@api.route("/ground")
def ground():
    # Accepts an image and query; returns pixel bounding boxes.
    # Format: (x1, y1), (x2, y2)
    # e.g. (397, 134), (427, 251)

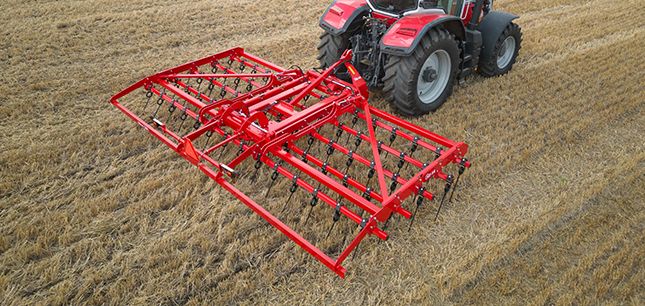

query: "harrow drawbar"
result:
(111, 47), (471, 278)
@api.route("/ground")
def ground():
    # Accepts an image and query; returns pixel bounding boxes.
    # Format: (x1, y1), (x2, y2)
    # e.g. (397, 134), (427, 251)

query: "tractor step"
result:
(110, 47), (471, 278)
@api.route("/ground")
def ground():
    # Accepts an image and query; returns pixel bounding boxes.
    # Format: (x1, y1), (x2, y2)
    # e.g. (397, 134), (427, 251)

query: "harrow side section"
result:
(111, 47), (470, 278)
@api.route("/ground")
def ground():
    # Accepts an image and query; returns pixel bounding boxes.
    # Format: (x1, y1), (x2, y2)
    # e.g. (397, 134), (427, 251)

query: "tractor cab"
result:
(367, 0), (418, 15)
(368, 0), (475, 22)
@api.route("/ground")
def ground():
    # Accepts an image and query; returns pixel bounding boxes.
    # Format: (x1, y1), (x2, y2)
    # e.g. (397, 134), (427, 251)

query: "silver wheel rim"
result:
(417, 50), (451, 104)
(497, 36), (516, 69)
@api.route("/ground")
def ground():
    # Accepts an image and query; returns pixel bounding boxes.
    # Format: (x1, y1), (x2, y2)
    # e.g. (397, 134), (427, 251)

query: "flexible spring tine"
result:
(303, 189), (319, 226)
(335, 123), (344, 142)
(326, 221), (337, 239)
(434, 180), (452, 221)
(352, 221), (367, 260)
(336, 174), (351, 204)
(143, 90), (153, 110)
(306, 134), (315, 151)
(196, 76), (203, 91)
(250, 160), (262, 183)
(344, 111), (359, 146)
(303, 205), (314, 225)
(216, 143), (228, 159)
(382, 127), (398, 160)
(265, 164), (280, 198)
(177, 109), (187, 132)
(448, 160), (468, 203)
(201, 129), (213, 152)
(281, 175), (299, 212)
(408, 188), (425, 232)
(217, 140), (229, 160)
(344, 150), (355, 176)
(166, 100), (177, 124)
(403, 137), (419, 173)
(152, 95), (164, 118)
(326, 203), (342, 239)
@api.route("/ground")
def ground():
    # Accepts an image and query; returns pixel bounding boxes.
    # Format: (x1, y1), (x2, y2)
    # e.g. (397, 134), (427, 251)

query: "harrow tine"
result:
(335, 123), (345, 142)
(382, 127), (397, 160)
(344, 110), (359, 146)
(408, 188), (425, 232)
(344, 150), (354, 177)
(352, 220), (367, 260)
(448, 159), (468, 203)
(303, 189), (319, 226)
(177, 106), (189, 133)
(304, 205), (314, 225)
(201, 129), (213, 152)
(250, 159), (262, 183)
(326, 202), (342, 239)
(265, 163), (280, 198)
(281, 175), (299, 212)
(152, 95), (164, 118)
(166, 100), (176, 124)
(365, 162), (376, 189)
(143, 90), (153, 110)
(217, 141), (229, 160)
(434, 177), (453, 222)
(403, 137), (419, 172)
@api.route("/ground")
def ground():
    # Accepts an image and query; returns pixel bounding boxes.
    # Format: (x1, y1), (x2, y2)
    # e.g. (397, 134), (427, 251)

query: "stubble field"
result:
(1, 0), (644, 304)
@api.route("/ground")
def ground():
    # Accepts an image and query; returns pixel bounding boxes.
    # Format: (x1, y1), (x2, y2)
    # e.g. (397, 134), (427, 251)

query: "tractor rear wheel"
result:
(478, 22), (522, 77)
(382, 27), (460, 117)
(317, 32), (351, 80)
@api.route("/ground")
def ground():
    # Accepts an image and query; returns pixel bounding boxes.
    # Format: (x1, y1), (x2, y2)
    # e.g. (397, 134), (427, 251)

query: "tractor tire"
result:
(382, 27), (460, 117)
(317, 32), (351, 80)
(478, 22), (522, 77)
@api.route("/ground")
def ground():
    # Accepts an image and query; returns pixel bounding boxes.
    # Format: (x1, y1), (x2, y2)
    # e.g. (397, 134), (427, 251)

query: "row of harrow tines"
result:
(111, 47), (471, 278)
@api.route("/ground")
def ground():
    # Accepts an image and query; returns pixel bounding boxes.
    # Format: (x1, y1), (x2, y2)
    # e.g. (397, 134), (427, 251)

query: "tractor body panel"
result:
(320, 0), (369, 35)
(379, 14), (465, 56)
(477, 10), (519, 64)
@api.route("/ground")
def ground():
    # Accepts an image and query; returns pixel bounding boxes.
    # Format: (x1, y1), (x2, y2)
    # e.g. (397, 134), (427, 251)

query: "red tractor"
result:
(318, 0), (522, 116)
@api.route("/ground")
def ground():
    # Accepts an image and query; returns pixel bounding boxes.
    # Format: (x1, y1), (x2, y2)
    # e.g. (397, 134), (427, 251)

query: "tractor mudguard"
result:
(477, 11), (519, 64)
(320, 0), (369, 36)
(380, 14), (465, 56)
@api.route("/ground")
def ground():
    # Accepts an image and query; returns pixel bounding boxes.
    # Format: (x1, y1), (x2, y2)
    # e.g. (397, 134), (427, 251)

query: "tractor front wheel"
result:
(382, 27), (460, 117)
(478, 22), (522, 77)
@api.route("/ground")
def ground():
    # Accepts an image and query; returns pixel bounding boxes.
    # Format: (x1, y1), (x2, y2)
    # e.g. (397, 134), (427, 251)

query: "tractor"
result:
(318, 0), (522, 116)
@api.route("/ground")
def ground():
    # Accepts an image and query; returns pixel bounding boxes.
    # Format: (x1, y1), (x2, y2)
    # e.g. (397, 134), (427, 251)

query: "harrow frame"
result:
(111, 47), (470, 278)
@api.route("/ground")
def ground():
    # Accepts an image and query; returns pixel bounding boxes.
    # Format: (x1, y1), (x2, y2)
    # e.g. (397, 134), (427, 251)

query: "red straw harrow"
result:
(111, 47), (470, 278)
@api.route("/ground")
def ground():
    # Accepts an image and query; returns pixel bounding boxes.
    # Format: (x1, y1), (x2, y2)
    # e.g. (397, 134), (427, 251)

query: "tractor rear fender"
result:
(380, 14), (465, 56)
(320, 0), (369, 36)
(477, 11), (519, 64)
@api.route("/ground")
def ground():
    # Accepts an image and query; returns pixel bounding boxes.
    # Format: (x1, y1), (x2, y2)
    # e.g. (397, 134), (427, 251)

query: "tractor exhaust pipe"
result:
(467, 0), (485, 30)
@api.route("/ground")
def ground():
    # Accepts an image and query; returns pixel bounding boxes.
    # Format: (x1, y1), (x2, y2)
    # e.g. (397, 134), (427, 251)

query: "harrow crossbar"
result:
(111, 47), (470, 278)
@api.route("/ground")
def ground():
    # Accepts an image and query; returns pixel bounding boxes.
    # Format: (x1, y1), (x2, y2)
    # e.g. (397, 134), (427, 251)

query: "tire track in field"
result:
(450, 154), (645, 304)
(448, 115), (645, 304)
(443, 28), (645, 303)
(518, 0), (606, 20)
(515, 0), (645, 70)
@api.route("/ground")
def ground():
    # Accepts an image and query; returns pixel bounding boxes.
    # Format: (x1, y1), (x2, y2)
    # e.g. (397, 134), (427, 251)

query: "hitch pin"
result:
(250, 122), (268, 133)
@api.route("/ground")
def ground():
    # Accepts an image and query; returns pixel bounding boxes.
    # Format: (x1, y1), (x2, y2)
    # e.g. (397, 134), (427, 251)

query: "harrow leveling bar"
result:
(111, 48), (471, 278)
